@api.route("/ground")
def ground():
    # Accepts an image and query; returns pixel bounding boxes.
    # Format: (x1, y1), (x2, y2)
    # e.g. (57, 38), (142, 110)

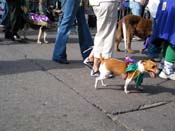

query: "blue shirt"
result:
(154, 0), (175, 47)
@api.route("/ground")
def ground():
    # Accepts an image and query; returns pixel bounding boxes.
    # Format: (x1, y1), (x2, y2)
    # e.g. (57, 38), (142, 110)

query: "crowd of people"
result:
(0, 0), (175, 80)
(0, 0), (61, 41)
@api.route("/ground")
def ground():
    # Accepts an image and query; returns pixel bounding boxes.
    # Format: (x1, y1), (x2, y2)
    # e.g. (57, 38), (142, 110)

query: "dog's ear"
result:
(140, 60), (146, 64)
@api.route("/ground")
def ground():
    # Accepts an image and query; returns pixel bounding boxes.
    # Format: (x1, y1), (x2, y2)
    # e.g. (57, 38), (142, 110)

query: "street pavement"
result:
(0, 27), (175, 131)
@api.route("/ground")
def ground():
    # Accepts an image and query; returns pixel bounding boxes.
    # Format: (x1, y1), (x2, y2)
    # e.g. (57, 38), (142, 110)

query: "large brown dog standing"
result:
(115, 14), (152, 53)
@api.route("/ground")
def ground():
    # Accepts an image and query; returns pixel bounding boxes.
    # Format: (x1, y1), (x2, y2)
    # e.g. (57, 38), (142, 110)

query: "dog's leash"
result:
(120, 0), (128, 53)
(122, 17), (127, 53)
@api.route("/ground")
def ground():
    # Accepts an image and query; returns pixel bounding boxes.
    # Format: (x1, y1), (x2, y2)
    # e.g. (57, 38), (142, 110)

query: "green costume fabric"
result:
(126, 63), (144, 87)
(135, 73), (144, 87)
(126, 63), (138, 72)
(162, 43), (175, 63)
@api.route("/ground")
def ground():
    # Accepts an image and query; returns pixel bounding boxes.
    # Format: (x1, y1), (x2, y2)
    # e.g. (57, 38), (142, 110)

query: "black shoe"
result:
(90, 70), (100, 77)
(13, 32), (22, 41)
(53, 59), (69, 64)
(83, 57), (93, 69)
(5, 32), (15, 41)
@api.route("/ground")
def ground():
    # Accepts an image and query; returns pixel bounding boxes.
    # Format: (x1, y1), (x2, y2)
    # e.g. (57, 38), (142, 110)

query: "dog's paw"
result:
(44, 40), (49, 44)
(37, 41), (42, 44)
(94, 84), (99, 89)
(95, 86), (99, 90)
(124, 90), (130, 94)
(102, 83), (107, 87)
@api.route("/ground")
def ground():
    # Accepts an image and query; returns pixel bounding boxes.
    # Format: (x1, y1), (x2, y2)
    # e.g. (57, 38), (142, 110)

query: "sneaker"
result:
(159, 71), (175, 80)
(90, 70), (100, 77)
(13, 34), (22, 41)
(83, 57), (93, 69)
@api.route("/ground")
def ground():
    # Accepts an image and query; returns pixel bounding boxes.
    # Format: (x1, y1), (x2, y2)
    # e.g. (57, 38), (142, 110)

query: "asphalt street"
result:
(0, 27), (175, 131)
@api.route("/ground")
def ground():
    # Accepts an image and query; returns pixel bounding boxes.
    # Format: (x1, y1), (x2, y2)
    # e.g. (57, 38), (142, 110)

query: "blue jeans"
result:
(52, 0), (93, 61)
(129, 1), (142, 16)
(147, 18), (162, 58)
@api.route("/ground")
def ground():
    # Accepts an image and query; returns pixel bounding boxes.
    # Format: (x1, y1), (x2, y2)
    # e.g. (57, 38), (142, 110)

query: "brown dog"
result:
(115, 14), (152, 53)
(95, 55), (159, 94)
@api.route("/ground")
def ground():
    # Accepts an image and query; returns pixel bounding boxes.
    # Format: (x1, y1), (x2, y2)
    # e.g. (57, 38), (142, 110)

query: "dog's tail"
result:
(99, 53), (105, 63)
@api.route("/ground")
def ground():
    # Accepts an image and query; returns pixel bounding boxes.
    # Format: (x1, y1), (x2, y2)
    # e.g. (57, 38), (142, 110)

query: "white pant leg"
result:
(92, 2), (118, 58)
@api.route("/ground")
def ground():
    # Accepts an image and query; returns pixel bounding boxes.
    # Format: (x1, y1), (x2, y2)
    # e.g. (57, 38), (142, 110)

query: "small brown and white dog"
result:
(95, 55), (159, 94)
(23, 24), (48, 44)
(115, 14), (152, 53)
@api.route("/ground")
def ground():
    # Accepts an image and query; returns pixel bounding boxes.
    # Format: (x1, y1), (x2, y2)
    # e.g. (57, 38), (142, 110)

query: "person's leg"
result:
(159, 43), (175, 80)
(92, 2), (118, 76)
(93, 2), (118, 59)
(147, 18), (162, 60)
(90, 4), (104, 74)
(102, 2), (118, 59)
(52, 0), (79, 62)
(76, 2), (93, 60)
(11, 1), (25, 40)
(4, 0), (13, 40)
(164, 45), (175, 63)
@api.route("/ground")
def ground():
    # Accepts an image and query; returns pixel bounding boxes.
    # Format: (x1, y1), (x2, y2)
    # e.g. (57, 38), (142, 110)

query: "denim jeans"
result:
(52, 0), (93, 61)
(147, 18), (162, 58)
(129, 1), (142, 16)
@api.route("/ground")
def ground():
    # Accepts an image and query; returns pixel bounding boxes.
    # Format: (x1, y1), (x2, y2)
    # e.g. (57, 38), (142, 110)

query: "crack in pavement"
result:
(111, 101), (172, 116)
(25, 57), (123, 125)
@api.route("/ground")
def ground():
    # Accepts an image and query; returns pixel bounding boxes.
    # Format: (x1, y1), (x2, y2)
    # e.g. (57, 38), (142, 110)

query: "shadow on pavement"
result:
(0, 59), (84, 76)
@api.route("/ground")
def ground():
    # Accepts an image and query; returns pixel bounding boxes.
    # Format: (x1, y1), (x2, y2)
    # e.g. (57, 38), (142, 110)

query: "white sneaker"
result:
(159, 71), (175, 80)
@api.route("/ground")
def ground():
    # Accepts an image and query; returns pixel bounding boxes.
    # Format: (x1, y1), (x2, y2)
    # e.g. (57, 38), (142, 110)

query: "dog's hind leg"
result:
(101, 79), (107, 87)
(95, 75), (107, 89)
(37, 26), (43, 44)
(43, 29), (48, 44)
